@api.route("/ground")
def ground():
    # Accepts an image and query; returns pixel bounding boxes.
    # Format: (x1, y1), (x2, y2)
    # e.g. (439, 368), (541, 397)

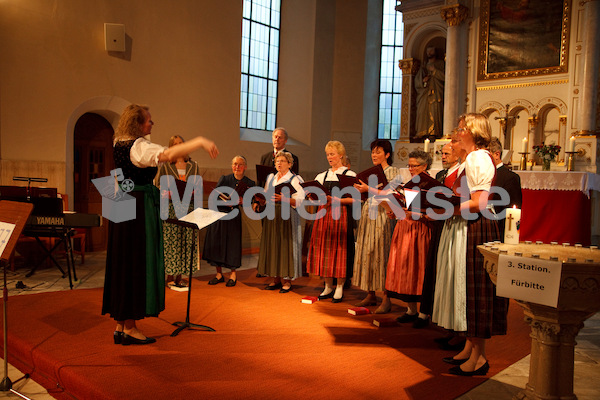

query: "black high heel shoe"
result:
(113, 331), (124, 345)
(448, 361), (489, 376)
(442, 357), (468, 365)
(318, 291), (334, 300)
(121, 333), (157, 345)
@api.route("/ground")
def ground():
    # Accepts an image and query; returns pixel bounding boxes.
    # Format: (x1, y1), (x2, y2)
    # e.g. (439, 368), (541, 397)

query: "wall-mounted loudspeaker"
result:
(104, 23), (125, 52)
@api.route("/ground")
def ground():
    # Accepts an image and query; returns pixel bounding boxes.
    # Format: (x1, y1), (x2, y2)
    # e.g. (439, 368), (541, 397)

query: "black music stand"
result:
(0, 200), (33, 396)
(166, 217), (215, 336)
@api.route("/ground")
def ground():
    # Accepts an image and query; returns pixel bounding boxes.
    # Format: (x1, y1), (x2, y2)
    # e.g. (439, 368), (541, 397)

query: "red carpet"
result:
(1, 270), (531, 400)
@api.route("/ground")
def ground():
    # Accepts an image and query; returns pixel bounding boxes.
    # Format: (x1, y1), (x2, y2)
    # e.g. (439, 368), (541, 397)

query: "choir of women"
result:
(114, 111), (509, 377)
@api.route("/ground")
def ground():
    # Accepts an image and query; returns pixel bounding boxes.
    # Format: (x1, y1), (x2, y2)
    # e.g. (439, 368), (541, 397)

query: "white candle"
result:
(504, 205), (521, 245)
(521, 137), (528, 153)
(424, 138), (430, 153)
(568, 136), (575, 152)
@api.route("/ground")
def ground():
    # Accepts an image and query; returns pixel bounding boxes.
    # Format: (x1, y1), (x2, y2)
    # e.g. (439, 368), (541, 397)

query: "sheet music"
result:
(0, 221), (16, 259)
(179, 207), (228, 230)
(403, 189), (419, 208)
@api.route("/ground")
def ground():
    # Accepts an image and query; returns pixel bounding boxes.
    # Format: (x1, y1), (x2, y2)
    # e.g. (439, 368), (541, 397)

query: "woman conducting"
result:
(103, 104), (218, 345)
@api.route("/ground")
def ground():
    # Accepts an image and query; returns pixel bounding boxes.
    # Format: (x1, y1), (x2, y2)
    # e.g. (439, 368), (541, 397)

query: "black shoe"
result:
(331, 296), (343, 303)
(396, 313), (418, 323)
(226, 279), (237, 287)
(256, 272), (265, 277)
(121, 334), (157, 346)
(443, 357), (469, 365)
(208, 276), (225, 285)
(413, 317), (429, 329)
(448, 361), (489, 376)
(440, 339), (467, 351)
(279, 285), (292, 293)
(318, 291), (334, 300)
(265, 282), (282, 290)
(113, 331), (124, 345)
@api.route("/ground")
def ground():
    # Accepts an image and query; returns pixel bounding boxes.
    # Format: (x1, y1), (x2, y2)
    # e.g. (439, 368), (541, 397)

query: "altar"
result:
(515, 171), (600, 246)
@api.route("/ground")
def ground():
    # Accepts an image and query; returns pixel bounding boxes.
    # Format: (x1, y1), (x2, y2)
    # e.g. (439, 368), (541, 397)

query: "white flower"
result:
(544, 154), (552, 160)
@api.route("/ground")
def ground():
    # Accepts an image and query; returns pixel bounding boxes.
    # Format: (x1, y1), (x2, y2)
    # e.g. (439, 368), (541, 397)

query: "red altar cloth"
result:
(520, 189), (591, 246)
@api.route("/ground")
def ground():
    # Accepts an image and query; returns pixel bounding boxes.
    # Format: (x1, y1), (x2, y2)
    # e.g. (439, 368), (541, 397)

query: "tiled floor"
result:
(1, 252), (598, 399)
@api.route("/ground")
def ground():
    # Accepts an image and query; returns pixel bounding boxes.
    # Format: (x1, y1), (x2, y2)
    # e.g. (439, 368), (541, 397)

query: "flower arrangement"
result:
(533, 143), (561, 170)
(533, 143), (561, 160)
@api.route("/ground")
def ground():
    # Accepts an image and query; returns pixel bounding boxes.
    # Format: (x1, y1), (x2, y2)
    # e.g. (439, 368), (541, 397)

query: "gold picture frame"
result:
(477, 0), (571, 81)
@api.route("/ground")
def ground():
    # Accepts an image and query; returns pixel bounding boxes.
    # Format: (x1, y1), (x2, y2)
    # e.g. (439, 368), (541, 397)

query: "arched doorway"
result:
(74, 113), (114, 251)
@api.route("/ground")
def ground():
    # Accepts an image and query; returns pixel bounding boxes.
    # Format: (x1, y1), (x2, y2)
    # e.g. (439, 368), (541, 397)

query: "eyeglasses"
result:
(407, 164), (423, 169)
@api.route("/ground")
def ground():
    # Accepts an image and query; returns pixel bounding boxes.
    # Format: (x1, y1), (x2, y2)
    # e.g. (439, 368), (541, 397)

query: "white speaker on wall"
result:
(104, 23), (125, 52)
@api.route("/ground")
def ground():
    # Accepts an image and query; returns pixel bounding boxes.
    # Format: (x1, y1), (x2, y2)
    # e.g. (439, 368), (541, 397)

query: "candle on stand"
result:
(568, 136), (575, 152)
(521, 137), (528, 153)
(504, 205), (521, 244)
(424, 138), (430, 153)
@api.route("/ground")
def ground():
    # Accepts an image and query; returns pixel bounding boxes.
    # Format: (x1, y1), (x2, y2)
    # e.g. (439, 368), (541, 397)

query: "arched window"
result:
(378, 0), (403, 140)
(240, 0), (281, 132)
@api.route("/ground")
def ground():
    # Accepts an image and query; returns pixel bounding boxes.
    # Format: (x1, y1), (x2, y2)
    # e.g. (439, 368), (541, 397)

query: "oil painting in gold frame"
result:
(477, 0), (571, 81)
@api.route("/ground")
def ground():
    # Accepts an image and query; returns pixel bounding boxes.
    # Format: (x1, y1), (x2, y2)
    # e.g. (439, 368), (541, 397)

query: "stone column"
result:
(441, 4), (469, 136)
(398, 58), (420, 141)
(559, 115), (567, 161)
(515, 310), (585, 400)
(579, 0), (600, 135)
(528, 115), (539, 163)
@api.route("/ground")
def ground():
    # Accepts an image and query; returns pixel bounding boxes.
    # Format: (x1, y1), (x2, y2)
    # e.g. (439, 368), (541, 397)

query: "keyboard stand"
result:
(23, 226), (77, 289)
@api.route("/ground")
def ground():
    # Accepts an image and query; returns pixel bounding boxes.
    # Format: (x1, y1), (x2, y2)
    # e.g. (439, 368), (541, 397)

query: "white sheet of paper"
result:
(403, 189), (419, 208)
(0, 221), (16, 259)
(496, 254), (562, 308)
(179, 207), (229, 230)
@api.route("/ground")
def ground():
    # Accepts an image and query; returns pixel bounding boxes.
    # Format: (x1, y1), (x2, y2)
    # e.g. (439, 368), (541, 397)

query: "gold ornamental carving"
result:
(399, 58), (419, 75)
(476, 79), (569, 91)
(441, 4), (469, 26)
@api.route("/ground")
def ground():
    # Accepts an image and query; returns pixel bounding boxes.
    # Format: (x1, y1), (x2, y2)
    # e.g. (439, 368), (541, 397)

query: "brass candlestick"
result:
(565, 151), (577, 171)
(518, 152), (529, 170)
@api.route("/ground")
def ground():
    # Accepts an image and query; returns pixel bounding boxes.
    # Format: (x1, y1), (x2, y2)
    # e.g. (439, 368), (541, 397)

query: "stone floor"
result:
(1, 251), (599, 399)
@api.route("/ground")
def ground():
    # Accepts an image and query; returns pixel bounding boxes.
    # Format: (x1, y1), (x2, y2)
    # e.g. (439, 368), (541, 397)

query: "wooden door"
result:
(74, 113), (114, 251)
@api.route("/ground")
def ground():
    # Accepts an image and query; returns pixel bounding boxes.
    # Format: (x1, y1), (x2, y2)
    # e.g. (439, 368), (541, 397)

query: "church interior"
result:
(0, 0), (599, 399)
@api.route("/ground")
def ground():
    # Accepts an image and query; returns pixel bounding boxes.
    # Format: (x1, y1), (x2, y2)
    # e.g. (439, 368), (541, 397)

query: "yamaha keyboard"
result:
(26, 211), (102, 228)
(0, 185), (101, 289)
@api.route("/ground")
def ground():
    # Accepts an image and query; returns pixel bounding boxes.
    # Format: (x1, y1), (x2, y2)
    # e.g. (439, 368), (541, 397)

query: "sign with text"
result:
(496, 254), (563, 308)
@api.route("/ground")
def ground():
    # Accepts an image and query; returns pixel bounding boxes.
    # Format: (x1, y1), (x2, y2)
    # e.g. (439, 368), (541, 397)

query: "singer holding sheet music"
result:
(156, 135), (201, 290)
(203, 155), (255, 287)
(102, 104), (218, 346)
(433, 113), (508, 377)
(254, 151), (304, 293)
(385, 150), (434, 328)
(352, 139), (401, 313)
(306, 141), (357, 303)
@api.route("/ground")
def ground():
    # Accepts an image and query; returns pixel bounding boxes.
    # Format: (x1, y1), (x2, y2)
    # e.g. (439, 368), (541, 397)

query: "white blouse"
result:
(265, 170), (305, 205)
(127, 137), (166, 168)
(314, 166), (356, 185)
(464, 149), (495, 193)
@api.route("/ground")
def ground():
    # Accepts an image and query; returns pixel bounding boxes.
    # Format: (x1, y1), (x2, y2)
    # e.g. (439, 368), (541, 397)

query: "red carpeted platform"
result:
(1, 270), (531, 400)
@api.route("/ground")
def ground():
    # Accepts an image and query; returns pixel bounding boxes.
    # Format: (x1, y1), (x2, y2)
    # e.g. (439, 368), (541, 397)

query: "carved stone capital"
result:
(524, 317), (584, 342)
(559, 115), (567, 125)
(398, 58), (420, 75)
(441, 4), (469, 27)
(528, 115), (539, 127)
